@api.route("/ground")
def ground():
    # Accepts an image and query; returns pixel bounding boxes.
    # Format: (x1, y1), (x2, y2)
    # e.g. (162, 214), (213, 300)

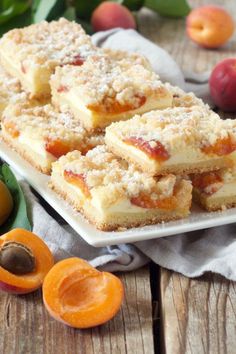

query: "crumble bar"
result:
(1, 101), (104, 174)
(191, 166), (236, 211)
(105, 106), (236, 175)
(50, 145), (192, 231)
(0, 18), (97, 98)
(51, 55), (173, 131)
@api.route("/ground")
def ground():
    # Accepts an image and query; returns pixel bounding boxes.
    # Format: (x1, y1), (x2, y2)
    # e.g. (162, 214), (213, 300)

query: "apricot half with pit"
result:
(0, 179), (13, 226)
(43, 258), (124, 328)
(0, 228), (54, 294)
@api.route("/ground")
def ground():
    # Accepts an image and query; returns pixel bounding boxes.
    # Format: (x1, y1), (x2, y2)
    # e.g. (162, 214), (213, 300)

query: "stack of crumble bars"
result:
(0, 18), (236, 231)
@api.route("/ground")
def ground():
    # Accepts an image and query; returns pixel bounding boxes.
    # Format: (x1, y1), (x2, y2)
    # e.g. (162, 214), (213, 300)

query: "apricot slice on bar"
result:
(43, 258), (124, 328)
(45, 139), (72, 158)
(124, 137), (170, 161)
(0, 228), (54, 294)
(131, 193), (177, 210)
(64, 170), (91, 198)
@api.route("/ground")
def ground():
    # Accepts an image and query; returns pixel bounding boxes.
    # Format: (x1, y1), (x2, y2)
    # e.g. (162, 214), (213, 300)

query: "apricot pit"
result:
(0, 241), (35, 275)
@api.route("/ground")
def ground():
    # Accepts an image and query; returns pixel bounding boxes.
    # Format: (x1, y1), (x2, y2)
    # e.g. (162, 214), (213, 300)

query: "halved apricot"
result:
(0, 228), (54, 294)
(43, 258), (124, 328)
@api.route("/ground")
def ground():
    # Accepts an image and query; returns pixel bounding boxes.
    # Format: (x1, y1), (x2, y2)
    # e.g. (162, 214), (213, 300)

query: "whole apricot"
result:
(209, 58), (236, 112)
(0, 180), (13, 226)
(91, 2), (136, 32)
(186, 5), (234, 48)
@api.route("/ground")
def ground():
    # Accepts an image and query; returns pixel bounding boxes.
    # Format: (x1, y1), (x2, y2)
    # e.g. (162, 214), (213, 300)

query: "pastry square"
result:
(0, 18), (97, 98)
(50, 146), (192, 231)
(0, 64), (22, 118)
(105, 106), (236, 176)
(191, 167), (236, 211)
(51, 55), (173, 131)
(164, 83), (207, 108)
(1, 101), (104, 174)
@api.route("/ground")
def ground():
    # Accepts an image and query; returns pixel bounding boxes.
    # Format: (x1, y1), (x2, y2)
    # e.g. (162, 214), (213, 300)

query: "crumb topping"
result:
(164, 83), (207, 108)
(2, 102), (104, 148)
(0, 18), (97, 69)
(101, 48), (152, 70)
(51, 55), (169, 111)
(60, 146), (177, 204)
(106, 106), (236, 153)
(0, 65), (21, 107)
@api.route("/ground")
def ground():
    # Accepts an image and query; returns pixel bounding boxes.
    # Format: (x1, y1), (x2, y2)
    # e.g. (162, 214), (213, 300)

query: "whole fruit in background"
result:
(91, 2), (136, 32)
(209, 58), (236, 112)
(0, 179), (13, 226)
(186, 5), (234, 48)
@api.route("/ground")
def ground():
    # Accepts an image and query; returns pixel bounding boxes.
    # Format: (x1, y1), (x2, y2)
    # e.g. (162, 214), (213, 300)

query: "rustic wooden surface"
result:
(0, 267), (154, 354)
(138, 0), (236, 353)
(1, 1), (236, 353)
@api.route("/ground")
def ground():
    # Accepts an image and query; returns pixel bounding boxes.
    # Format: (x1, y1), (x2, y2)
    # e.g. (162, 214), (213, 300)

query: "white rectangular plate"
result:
(1, 139), (236, 247)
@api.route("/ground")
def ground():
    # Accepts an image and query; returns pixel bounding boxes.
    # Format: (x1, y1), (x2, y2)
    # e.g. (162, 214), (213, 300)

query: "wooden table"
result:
(1, 0), (236, 353)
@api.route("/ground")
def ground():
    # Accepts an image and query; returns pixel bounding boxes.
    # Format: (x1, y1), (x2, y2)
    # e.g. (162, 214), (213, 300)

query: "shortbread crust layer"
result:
(50, 147), (192, 230)
(105, 106), (236, 176)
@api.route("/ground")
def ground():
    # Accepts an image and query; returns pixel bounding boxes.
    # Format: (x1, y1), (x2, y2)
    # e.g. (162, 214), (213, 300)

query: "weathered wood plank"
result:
(160, 270), (236, 354)
(138, 0), (236, 353)
(0, 266), (154, 354)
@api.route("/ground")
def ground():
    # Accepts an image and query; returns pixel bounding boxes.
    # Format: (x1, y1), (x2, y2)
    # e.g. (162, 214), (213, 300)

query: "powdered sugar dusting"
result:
(0, 18), (97, 69)
(51, 55), (169, 110)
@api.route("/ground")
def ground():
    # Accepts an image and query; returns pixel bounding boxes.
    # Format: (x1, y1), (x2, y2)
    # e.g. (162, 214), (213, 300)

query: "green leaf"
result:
(75, 0), (102, 20)
(0, 8), (32, 36)
(0, 0), (30, 25)
(145, 0), (191, 17)
(77, 18), (93, 35)
(32, 0), (41, 12)
(62, 6), (76, 21)
(33, 0), (66, 23)
(0, 164), (31, 234)
(122, 0), (144, 11)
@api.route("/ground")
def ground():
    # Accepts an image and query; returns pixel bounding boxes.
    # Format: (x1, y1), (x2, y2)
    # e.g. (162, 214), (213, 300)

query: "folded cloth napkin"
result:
(19, 30), (236, 281)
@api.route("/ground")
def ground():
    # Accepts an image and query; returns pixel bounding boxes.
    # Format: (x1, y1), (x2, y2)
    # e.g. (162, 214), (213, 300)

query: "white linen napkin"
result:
(19, 30), (236, 281)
